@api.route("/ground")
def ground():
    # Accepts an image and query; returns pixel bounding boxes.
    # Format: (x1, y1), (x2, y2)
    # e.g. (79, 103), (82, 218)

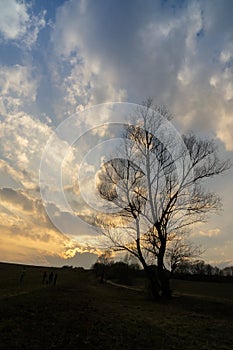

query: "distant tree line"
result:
(92, 252), (140, 285)
(173, 260), (233, 282)
(92, 252), (233, 284)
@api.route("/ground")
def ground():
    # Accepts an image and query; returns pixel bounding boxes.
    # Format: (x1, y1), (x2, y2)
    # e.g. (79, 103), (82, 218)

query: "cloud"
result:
(0, 183), (100, 263)
(0, 160), (23, 189)
(199, 228), (221, 237)
(45, 251), (98, 269)
(0, 186), (100, 267)
(50, 210), (98, 237)
(0, 0), (46, 48)
(49, 55), (126, 121)
(204, 239), (233, 268)
(50, 1), (127, 120)
(0, 0), (29, 40)
(50, 0), (233, 150)
(0, 188), (34, 212)
(0, 112), (51, 189)
(0, 65), (36, 98)
(0, 64), (39, 117)
(0, 187), (55, 233)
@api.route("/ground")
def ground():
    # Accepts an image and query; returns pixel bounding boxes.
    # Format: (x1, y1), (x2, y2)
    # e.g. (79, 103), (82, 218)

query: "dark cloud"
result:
(50, 210), (98, 237)
(0, 187), (33, 211)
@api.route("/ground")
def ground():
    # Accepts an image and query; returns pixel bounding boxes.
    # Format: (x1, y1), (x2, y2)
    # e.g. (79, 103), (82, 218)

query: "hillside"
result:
(0, 262), (233, 349)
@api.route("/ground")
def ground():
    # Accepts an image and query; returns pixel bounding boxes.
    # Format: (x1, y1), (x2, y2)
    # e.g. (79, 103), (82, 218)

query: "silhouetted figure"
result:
(19, 267), (26, 285)
(42, 271), (47, 284)
(53, 273), (58, 286)
(49, 271), (54, 285)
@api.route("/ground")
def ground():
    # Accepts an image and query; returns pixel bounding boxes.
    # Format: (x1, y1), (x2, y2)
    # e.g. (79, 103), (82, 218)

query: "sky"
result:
(0, 0), (232, 269)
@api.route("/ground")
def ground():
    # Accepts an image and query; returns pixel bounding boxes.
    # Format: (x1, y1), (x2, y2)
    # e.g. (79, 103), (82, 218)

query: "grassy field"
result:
(0, 262), (233, 349)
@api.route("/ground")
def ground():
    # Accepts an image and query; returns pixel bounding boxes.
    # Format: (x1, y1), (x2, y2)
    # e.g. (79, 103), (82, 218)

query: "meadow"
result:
(0, 262), (232, 349)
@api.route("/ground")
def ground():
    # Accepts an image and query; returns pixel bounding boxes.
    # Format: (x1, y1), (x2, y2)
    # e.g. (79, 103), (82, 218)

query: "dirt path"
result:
(106, 280), (143, 292)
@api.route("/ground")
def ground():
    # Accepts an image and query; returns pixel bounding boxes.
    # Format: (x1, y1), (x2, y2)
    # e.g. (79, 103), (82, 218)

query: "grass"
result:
(0, 262), (233, 349)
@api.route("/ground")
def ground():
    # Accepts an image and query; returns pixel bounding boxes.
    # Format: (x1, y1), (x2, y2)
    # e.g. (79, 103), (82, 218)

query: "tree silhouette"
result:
(92, 250), (113, 283)
(95, 100), (230, 299)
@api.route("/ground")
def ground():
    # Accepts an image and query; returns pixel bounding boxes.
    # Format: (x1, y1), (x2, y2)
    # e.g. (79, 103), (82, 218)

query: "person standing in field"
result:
(19, 267), (26, 285)
(53, 273), (58, 286)
(49, 271), (54, 285)
(42, 271), (47, 284)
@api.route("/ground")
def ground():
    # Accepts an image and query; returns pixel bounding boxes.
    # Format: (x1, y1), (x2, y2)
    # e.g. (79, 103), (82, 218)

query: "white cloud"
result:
(50, 54), (126, 121)
(210, 68), (233, 102)
(0, 0), (46, 48)
(0, 0), (29, 40)
(0, 112), (51, 189)
(216, 109), (233, 151)
(51, 0), (233, 153)
(24, 11), (46, 48)
(50, 1), (127, 120)
(199, 228), (221, 237)
(0, 64), (39, 115)
(64, 59), (126, 111)
(0, 64), (37, 98)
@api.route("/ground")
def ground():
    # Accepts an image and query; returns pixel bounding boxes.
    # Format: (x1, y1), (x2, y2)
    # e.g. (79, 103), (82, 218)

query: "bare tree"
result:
(95, 100), (230, 299)
(165, 235), (202, 275)
(92, 250), (113, 283)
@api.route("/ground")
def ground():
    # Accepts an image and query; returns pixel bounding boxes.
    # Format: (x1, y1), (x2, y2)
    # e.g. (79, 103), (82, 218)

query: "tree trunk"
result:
(157, 251), (172, 298)
(136, 238), (160, 299)
(144, 264), (161, 299)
